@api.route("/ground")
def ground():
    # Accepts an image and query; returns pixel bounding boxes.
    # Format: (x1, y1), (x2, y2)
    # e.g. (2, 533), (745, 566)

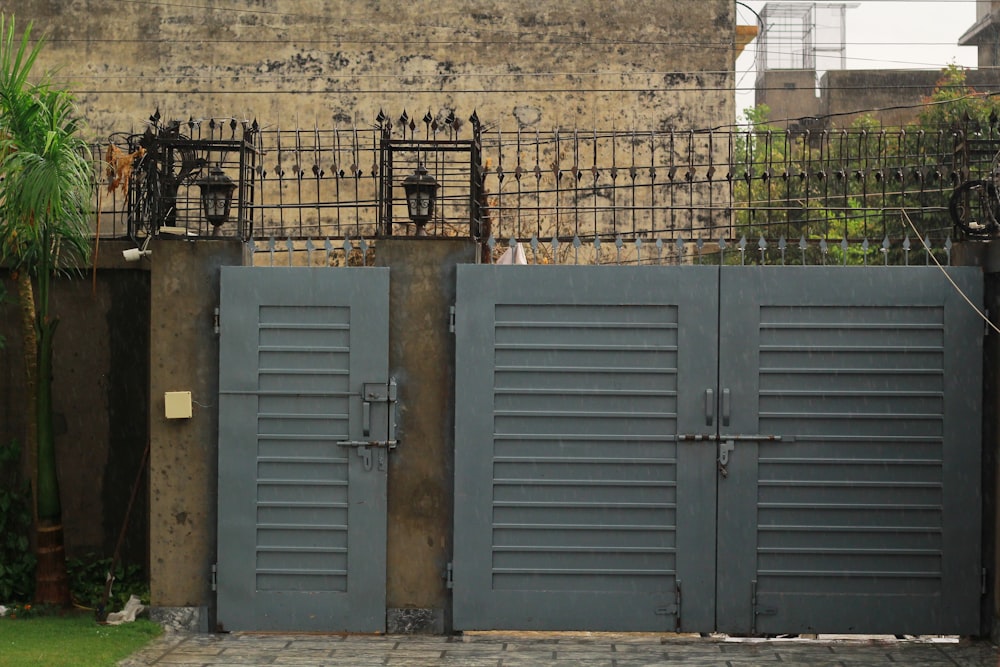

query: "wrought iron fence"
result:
(91, 112), (1000, 265)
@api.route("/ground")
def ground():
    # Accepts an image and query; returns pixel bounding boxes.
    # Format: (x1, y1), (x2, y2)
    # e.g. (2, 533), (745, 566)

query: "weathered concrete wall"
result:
(757, 68), (1000, 128)
(375, 238), (478, 633)
(8, 0), (734, 138)
(821, 70), (950, 127)
(147, 239), (243, 630)
(0, 242), (150, 568)
(754, 70), (820, 124)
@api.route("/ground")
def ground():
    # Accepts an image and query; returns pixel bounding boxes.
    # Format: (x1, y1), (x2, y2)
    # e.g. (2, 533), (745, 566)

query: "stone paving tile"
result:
(945, 644), (1000, 667)
(157, 658), (274, 666)
(890, 646), (976, 662)
(441, 649), (508, 659)
(281, 639), (345, 649)
(662, 647), (733, 659)
(271, 652), (343, 664)
(338, 633), (399, 642)
(611, 650), (671, 661)
(654, 659), (750, 666)
(610, 646), (670, 656)
(119, 634), (193, 666)
(717, 655), (783, 663)
(496, 660), (609, 667)
(118, 633), (1000, 667)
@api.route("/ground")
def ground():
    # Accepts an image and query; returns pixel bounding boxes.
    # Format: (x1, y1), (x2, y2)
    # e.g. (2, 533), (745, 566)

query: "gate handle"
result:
(363, 401), (371, 437)
(722, 388), (731, 427)
(705, 389), (714, 426)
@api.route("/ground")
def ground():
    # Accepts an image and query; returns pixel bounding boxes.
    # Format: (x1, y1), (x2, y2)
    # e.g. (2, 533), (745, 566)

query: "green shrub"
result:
(67, 554), (149, 613)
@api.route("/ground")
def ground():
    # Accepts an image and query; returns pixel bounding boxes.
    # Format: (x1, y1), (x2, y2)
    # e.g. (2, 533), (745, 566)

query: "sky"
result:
(735, 0), (981, 114)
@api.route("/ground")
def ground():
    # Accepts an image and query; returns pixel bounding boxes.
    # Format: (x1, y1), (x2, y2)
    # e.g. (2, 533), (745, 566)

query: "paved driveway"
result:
(120, 633), (1000, 666)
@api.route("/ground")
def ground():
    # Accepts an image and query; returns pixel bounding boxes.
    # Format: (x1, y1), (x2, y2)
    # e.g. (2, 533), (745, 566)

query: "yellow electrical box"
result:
(164, 391), (193, 419)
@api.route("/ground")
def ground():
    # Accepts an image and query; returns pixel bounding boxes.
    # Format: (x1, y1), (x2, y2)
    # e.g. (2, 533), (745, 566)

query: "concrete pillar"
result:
(376, 238), (479, 634)
(148, 239), (244, 632)
(953, 241), (999, 640)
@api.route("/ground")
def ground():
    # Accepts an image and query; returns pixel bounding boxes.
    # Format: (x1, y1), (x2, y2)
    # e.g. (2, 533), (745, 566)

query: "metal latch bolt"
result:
(718, 440), (735, 478)
(337, 379), (398, 471)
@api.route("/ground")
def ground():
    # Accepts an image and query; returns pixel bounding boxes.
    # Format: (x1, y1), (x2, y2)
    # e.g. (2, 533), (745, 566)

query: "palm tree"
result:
(0, 14), (95, 606)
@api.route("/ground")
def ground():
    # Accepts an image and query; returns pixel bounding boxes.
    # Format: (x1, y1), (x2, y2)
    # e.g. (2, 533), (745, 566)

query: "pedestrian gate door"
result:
(217, 267), (391, 632)
(453, 265), (983, 635)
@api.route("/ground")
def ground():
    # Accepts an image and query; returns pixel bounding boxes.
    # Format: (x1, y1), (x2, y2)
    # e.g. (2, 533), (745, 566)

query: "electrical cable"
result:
(899, 207), (1000, 334)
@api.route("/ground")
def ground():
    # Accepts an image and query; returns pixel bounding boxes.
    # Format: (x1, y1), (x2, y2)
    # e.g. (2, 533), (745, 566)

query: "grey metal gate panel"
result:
(217, 267), (390, 632)
(716, 267), (982, 635)
(453, 265), (719, 631)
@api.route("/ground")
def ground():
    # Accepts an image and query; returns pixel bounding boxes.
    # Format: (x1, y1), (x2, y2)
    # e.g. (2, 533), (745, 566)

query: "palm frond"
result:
(0, 14), (94, 274)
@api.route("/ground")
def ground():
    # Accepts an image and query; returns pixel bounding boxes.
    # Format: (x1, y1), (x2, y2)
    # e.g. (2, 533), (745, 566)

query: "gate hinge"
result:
(654, 579), (682, 632)
(449, 306), (456, 334)
(213, 306), (221, 335)
(210, 563), (218, 592)
(445, 562), (454, 589)
(751, 579), (777, 633)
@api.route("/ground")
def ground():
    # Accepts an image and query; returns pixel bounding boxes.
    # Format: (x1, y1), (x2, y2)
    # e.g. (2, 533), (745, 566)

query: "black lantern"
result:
(198, 165), (237, 226)
(402, 164), (439, 235)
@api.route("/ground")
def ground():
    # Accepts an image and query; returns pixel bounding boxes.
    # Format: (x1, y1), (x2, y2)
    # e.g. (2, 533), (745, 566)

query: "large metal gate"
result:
(452, 265), (983, 635)
(216, 267), (391, 632)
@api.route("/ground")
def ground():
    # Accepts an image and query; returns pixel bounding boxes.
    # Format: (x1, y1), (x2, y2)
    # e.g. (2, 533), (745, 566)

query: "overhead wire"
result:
(900, 208), (1000, 334)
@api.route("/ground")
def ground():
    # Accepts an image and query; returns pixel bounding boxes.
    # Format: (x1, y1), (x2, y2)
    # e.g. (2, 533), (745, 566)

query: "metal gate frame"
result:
(452, 264), (983, 635)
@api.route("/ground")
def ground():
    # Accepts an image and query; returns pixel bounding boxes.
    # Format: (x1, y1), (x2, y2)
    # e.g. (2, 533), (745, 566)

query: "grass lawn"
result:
(0, 612), (162, 667)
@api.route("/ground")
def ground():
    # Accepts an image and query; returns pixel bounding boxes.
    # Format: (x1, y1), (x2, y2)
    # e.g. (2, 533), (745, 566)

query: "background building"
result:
(754, 1), (1000, 128)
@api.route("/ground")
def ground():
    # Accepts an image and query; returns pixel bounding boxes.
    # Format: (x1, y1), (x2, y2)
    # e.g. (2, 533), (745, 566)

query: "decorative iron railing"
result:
(91, 112), (1000, 265)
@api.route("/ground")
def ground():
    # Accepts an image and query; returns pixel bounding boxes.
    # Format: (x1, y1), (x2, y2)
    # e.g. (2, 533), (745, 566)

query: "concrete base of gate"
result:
(150, 606), (209, 633)
(387, 608), (446, 634)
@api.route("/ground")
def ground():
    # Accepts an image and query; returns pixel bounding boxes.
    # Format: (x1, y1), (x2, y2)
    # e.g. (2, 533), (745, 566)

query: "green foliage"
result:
(67, 554), (149, 613)
(1, 602), (52, 619)
(0, 17), (97, 603)
(0, 13), (95, 276)
(0, 82), (95, 275)
(0, 612), (162, 667)
(731, 83), (969, 260)
(917, 63), (1000, 132)
(0, 439), (35, 602)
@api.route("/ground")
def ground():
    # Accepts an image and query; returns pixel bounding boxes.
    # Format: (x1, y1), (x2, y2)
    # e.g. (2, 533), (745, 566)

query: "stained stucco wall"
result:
(8, 0), (734, 138)
(147, 239), (243, 625)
